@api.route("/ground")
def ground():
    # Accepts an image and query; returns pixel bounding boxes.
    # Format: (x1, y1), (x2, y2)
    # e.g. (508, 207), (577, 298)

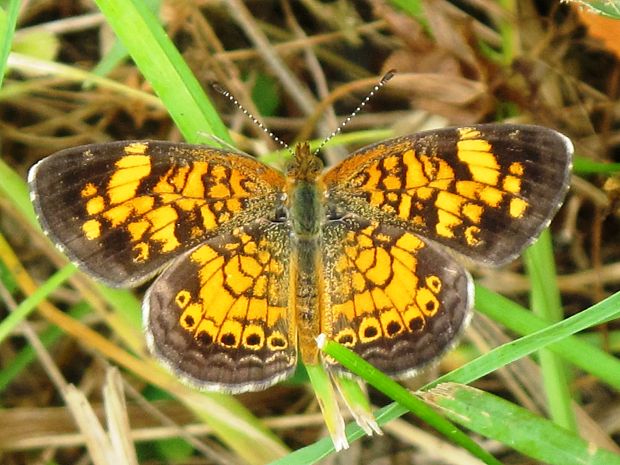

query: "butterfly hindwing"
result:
(321, 216), (473, 377)
(144, 219), (296, 393)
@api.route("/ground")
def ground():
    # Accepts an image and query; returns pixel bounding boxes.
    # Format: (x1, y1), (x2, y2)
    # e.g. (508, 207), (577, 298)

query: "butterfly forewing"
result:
(29, 141), (286, 287)
(322, 124), (573, 266)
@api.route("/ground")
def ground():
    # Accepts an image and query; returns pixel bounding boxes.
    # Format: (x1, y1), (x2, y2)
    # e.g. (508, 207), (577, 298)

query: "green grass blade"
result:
(524, 231), (577, 431)
(475, 286), (620, 391)
(423, 383), (620, 465)
(305, 364), (347, 450)
(3, 53), (162, 104)
(0, 0), (19, 88)
(0, 263), (76, 345)
(434, 290), (620, 387)
(333, 374), (380, 436)
(572, 0), (620, 18)
(88, 39), (129, 81)
(88, 0), (161, 80)
(318, 338), (503, 465)
(0, 158), (36, 222)
(386, 0), (428, 31)
(92, 0), (231, 145)
(573, 156), (620, 174)
(579, 330), (620, 351)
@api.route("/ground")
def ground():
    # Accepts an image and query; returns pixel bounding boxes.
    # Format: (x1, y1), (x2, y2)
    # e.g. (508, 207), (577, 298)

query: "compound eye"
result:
(273, 206), (288, 223)
(325, 205), (346, 221)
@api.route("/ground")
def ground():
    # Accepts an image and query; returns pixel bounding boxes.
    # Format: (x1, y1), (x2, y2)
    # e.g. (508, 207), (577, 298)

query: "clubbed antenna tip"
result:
(382, 69), (396, 82)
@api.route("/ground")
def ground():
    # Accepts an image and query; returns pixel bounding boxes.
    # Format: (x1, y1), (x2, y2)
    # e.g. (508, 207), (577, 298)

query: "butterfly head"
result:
(286, 142), (324, 182)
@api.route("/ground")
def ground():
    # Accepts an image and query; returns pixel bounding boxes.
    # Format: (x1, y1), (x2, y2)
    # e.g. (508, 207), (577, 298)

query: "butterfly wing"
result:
(29, 141), (285, 286)
(322, 124), (572, 265)
(144, 219), (296, 393)
(321, 217), (472, 377)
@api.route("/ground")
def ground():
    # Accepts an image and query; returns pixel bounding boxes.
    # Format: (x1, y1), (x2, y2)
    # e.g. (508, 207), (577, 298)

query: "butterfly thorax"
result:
(286, 142), (325, 237)
(286, 142), (326, 365)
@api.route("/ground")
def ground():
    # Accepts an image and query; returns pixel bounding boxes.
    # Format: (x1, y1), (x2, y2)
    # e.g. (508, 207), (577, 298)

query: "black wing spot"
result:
(197, 331), (213, 346)
(386, 320), (402, 336)
(221, 333), (236, 347)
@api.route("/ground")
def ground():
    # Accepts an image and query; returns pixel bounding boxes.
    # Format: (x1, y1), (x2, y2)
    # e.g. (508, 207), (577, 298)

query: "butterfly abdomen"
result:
(292, 236), (323, 365)
(287, 149), (326, 364)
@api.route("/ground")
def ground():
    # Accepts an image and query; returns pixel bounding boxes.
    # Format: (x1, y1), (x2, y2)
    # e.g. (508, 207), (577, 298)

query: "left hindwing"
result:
(322, 124), (573, 265)
(144, 219), (296, 393)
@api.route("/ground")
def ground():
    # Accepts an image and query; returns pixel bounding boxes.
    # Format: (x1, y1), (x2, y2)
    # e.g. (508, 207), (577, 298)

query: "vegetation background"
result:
(1, 1), (620, 464)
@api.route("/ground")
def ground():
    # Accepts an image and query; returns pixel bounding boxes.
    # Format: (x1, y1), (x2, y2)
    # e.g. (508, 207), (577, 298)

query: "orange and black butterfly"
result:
(29, 124), (572, 392)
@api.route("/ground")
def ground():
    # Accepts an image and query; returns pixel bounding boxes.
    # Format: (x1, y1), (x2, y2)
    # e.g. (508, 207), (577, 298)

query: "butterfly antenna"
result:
(212, 82), (291, 153)
(313, 69), (396, 155)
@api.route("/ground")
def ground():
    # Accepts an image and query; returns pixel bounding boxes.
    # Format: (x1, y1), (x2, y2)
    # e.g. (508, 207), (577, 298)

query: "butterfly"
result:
(29, 124), (572, 392)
